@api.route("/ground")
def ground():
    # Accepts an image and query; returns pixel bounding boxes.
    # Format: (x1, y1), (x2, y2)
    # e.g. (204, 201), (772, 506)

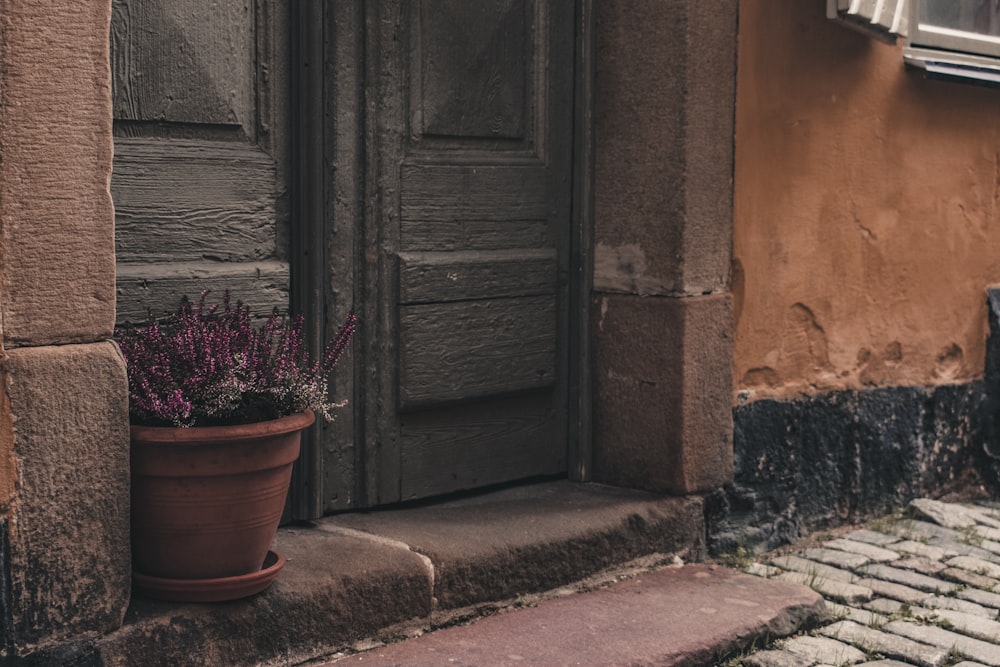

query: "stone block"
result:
(0, 1), (115, 346)
(594, 0), (736, 297)
(3, 342), (130, 655)
(592, 292), (733, 495)
(325, 480), (706, 610)
(819, 620), (950, 667)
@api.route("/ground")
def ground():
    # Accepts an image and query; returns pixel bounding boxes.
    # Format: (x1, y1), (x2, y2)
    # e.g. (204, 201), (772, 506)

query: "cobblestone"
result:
(799, 547), (871, 570)
(777, 571), (873, 605)
(770, 554), (858, 583)
(857, 564), (960, 595)
(732, 498), (1000, 667)
(885, 619), (1000, 666)
(782, 635), (867, 664)
(825, 538), (902, 563)
(819, 621), (949, 666)
(847, 529), (902, 546)
(946, 556), (1000, 580)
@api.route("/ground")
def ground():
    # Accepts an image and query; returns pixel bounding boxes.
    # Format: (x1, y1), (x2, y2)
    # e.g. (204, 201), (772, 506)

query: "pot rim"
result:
(130, 409), (315, 445)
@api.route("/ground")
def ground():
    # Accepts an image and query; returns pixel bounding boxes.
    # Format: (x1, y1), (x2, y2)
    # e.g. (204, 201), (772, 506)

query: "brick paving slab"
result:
(863, 598), (936, 623)
(770, 554), (858, 583)
(854, 577), (930, 605)
(825, 538), (902, 562)
(923, 594), (996, 618)
(960, 506), (1000, 530)
(781, 635), (867, 664)
(940, 566), (1000, 590)
(911, 498), (980, 529)
(742, 651), (814, 667)
(777, 571), (873, 604)
(731, 498), (1000, 667)
(826, 600), (885, 625)
(893, 541), (951, 561)
(892, 557), (948, 576)
(885, 619), (1000, 666)
(975, 526), (1000, 544)
(958, 586), (1000, 610)
(858, 564), (959, 594)
(927, 608), (1000, 643)
(846, 530), (901, 546)
(819, 620), (950, 667)
(966, 539), (1000, 558)
(947, 555), (1000, 579)
(799, 547), (871, 569)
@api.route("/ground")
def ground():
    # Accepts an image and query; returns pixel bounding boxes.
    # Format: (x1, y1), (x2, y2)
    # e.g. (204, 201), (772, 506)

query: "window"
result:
(826, 0), (907, 43)
(828, 0), (1000, 86)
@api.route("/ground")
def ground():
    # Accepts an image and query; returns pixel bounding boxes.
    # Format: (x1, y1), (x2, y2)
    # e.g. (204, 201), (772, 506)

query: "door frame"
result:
(288, 0), (594, 515)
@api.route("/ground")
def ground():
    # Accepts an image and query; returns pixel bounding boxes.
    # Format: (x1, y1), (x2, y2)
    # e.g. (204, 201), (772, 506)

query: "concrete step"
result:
(315, 564), (827, 667)
(93, 481), (723, 666)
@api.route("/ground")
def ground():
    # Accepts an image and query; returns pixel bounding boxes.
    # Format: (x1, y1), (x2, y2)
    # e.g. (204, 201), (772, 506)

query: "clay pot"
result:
(130, 410), (313, 599)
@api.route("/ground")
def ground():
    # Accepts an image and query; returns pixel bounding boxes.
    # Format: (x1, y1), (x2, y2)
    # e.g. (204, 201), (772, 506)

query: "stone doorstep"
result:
(318, 564), (828, 667)
(91, 481), (717, 667)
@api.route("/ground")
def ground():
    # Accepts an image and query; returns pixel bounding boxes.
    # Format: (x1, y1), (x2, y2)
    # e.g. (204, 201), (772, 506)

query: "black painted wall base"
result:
(707, 382), (992, 556)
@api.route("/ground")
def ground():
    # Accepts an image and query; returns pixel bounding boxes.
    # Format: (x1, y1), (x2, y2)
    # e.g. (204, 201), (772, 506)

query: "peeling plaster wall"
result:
(734, 0), (1000, 402)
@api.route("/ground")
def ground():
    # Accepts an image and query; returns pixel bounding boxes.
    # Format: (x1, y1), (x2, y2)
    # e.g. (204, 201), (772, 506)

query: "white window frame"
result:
(828, 0), (1000, 86)
(827, 0), (908, 42)
(908, 1), (1000, 57)
(905, 0), (1000, 85)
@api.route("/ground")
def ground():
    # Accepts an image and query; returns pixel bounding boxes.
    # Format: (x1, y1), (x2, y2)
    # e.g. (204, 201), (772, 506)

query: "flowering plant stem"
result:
(116, 292), (356, 427)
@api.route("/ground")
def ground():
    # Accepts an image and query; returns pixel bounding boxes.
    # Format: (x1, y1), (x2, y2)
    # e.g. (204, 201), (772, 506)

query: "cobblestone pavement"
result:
(729, 498), (1000, 667)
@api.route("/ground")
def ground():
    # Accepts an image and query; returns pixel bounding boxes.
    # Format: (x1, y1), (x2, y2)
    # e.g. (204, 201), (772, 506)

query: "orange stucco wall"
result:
(735, 0), (1000, 401)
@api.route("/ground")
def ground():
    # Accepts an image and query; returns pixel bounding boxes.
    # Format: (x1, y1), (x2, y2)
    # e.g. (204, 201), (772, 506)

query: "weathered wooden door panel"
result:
(111, 0), (289, 323)
(364, 0), (574, 504)
(399, 395), (562, 500)
(399, 296), (557, 408)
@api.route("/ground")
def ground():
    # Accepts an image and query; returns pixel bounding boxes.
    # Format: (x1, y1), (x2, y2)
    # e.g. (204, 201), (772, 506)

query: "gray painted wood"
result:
(112, 0), (290, 333)
(401, 218), (551, 252)
(398, 249), (555, 303)
(111, 0), (255, 130)
(321, 0), (364, 513)
(115, 261), (289, 323)
(415, 0), (529, 139)
(358, 0), (575, 504)
(113, 138), (277, 263)
(401, 164), (548, 221)
(399, 296), (557, 409)
(399, 395), (564, 500)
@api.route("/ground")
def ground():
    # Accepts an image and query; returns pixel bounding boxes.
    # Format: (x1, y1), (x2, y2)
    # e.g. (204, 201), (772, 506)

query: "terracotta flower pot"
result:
(130, 410), (313, 601)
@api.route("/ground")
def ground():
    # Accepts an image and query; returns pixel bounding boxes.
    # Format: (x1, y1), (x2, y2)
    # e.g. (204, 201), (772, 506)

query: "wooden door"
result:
(111, 0), (289, 323)
(360, 0), (576, 504)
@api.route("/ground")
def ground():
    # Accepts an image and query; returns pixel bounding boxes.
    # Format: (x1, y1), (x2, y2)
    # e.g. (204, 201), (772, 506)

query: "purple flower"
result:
(115, 292), (356, 427)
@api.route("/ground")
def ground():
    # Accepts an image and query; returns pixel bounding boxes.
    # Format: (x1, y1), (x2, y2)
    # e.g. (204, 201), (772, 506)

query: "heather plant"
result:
(116, 292), (357, 427)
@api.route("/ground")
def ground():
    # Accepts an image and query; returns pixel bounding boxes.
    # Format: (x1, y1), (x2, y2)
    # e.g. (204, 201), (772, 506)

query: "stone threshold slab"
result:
(320, 565), (828, 667)
(91, 481), (709, 666)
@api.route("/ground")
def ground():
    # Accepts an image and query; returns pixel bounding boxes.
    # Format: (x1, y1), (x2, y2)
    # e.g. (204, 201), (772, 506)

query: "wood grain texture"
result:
(399, 395), (563, 499)
(116, 260), (289, 324)
(111, 0), (254, 128)
(398, 296), (556, 409)
(360, 0), (574, 504)
(399, 249), (555, 303)
(113, 138), (277, 263)
(416, 0), (528, 139)
(400, 163), (547, 223)
(401, 219), (551, 252)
